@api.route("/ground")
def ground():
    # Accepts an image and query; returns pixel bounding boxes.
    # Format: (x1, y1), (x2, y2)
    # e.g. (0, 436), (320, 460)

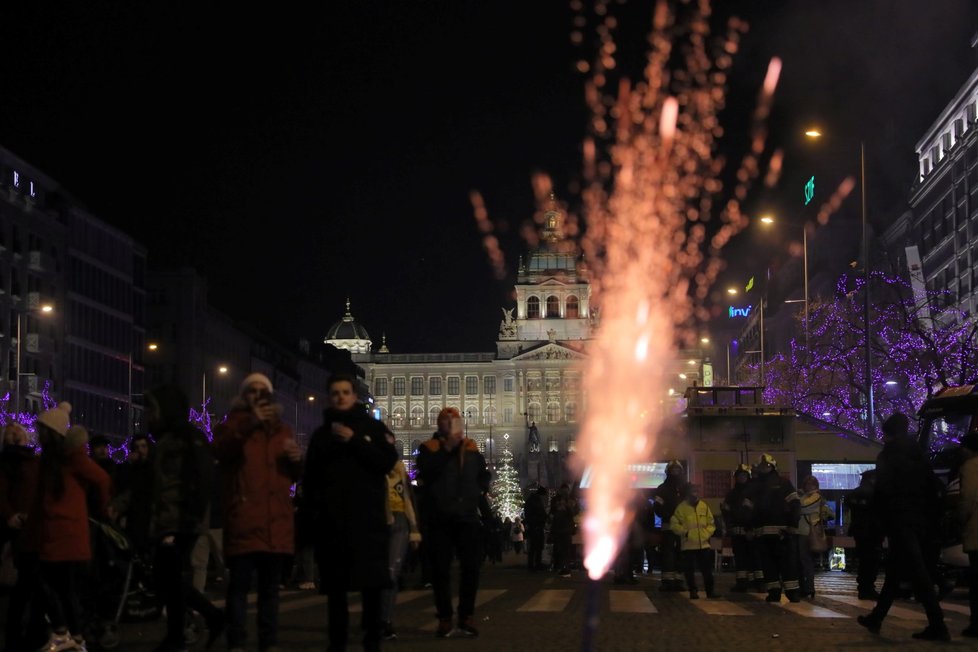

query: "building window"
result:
(546, 295), (560, 317)
(392, 407), (405, 428)
(410, 406), (424, 427)
(484, 376), (496, 395)
(374, 377), (388, 396)
(392, 377), (406, 396)
(547, 402), (561, 423)
(429, 406), (441, 426)
(565, 402), (577, 423)
(484, 405), (497, 425)
(566, 295), (579, 318)
(503, 376), (514, 392)
(410, 377), (423, 396)
(527, 296), (541, 319)
(447, 376), (460, 395)
(503, 407), (514, 423)
(703, 470), (733, 498)
(429, 376), (442, 395)
(528, 402), (541, 422)
(465, 406), (478, 423)
(549, 437), (559, 453)
(465, 376), (478, 395)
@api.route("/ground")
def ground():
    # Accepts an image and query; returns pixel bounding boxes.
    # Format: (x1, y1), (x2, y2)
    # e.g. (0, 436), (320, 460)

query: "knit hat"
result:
(65, 424), (89, 453)
(437, 407), (460, 421)
(240, 373), (273, 396)
(881, 413), (910, 439)
(37, 402), (72, 437)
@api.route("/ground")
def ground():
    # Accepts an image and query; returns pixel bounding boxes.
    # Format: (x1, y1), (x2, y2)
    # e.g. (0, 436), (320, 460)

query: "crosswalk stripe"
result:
(517, 589), (574, 612)
(821, 594), (927, 621)
(748, 593), (848, 618)
(349, 590), (429, 614)
(609, 590), (657, 614)
(939, 601), (971, 616)
(685, 595), (753, 616)
(415, 589), (508, 632)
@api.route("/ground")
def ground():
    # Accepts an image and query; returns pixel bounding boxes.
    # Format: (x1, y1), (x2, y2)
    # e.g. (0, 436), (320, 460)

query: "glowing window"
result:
(566, 295), (579, 318)
(527, 296), (541, 319)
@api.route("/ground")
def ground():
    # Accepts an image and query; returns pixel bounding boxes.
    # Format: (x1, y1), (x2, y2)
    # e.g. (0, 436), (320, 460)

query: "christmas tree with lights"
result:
(489, 448), (523, 520)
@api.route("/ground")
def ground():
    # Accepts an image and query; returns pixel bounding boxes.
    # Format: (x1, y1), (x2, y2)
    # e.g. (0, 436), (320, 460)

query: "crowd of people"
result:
(1, 377), (977, 650)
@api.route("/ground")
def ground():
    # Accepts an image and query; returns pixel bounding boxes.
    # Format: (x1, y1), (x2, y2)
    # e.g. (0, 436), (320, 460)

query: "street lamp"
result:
(15, 303), (55, 413)
(202, 365), (229, 407)
(758, 214), (810, 353)
(805, 128), (874, 438)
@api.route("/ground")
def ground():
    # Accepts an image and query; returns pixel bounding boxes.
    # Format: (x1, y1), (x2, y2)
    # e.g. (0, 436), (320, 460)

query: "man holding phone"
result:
(214, 372), (303, 652)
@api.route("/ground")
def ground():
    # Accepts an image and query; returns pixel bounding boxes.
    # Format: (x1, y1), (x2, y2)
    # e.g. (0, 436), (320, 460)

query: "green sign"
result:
(804, 176), (815, 205)
(745, 276), (754, 293)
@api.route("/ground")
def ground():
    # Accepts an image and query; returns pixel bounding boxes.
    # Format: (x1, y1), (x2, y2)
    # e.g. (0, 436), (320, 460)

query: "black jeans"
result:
(428, 521), (483, 621)
(757, 534), (799, 594)
(153, 533), (223, 647)
(731, 534), (751, 580)
(326, 588), (381, 650)
(526, 527), (545, 570)
(552, 531), (572, 573)
(37, 560), (83, 635)
(870, 524), (944, 628)
(682, 548), (715, 592)
(854, 535), (882, 594)
(3, 551), (45, 651)
(226, 552), (285, 649)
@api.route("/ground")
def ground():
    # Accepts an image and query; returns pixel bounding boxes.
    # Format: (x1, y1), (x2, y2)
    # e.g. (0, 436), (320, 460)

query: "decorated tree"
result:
(489, 449), (523, 520)
(760, 270), (978, 449)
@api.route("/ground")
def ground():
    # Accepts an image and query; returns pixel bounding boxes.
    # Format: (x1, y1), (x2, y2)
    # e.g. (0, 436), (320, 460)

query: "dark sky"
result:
(2, 1), (977, 354)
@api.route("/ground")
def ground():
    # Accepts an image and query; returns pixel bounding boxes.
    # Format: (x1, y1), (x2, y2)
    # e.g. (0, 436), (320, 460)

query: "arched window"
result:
(465, 406), (478, 423)
(484, 405), (497, 425)
(546, 295), (560, 318)
(527, 296), (541, 319)
(528, 402), (541, 422)
(391, 407), (405, 428)
(566, 295), (579, 318)
(429, 406), (441, 426)
(547, 402), (561, 423)
(565, 402), (578, 423)
(410, 406), (424, 427)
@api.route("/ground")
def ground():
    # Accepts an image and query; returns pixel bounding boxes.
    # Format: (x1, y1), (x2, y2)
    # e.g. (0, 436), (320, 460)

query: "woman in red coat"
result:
(213, 373), (302, 652)
(24, 402), (112, 652)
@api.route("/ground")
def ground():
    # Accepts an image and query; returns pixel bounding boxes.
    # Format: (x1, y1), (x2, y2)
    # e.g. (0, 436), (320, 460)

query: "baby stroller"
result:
(86, 519), (205, 649)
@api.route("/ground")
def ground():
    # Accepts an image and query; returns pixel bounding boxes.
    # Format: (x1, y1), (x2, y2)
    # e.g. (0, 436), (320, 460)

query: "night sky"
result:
(2, 1), (977, 354)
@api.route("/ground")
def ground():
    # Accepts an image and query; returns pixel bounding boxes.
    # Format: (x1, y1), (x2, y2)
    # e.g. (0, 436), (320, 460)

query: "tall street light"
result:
(15, 302), (55, 413)
(805, 128), (873, 438)
(758, 214), (809, 353)
(202, 365), (229, 409)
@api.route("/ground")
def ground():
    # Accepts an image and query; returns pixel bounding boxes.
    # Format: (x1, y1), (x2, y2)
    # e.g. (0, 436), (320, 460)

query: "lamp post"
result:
(202, 365), (229, 412)
(15, 303), (55, 414)
(805, 129), (873, 438)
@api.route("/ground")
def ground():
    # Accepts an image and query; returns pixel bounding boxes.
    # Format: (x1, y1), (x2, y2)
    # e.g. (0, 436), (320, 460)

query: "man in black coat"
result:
(857, 413), (949, 641)
(654, 460), (688, 591)
(303, 374), (398, 652)
(416, 408), (490, 639)
(523, 486), (549, 571)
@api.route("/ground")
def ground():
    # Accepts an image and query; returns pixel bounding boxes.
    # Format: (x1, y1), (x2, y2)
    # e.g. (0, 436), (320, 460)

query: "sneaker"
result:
(380, 622), (397, 641)
(36, 633), (80, 652)
(435, 619), (454, 638)
(856, 614), (881, 635)
(962, 625), (978, 638)
(457, 618), (479, 637)
(911, 625), (950, 641)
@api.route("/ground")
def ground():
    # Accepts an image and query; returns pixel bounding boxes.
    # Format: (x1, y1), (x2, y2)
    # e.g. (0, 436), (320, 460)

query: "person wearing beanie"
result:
(0, 423), (42, 651)
(858, 412), (948, 641)
(214, 373), (303, 652)
(416, 404), (490, 638)
(301, 373), (397, 652)
(23, 403), (112, 652)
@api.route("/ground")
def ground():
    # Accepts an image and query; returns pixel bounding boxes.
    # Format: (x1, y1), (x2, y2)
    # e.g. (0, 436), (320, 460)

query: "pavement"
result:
(3, 553), (975, 651)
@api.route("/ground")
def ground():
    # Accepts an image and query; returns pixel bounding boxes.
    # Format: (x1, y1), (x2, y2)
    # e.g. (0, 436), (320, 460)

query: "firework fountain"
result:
(568, 2), (780, 648)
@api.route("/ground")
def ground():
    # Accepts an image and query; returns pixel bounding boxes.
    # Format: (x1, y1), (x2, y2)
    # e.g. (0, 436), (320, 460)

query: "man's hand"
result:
(161, 535), (175, 546)
(6, 513), (25, 530)
(331, 422), (354, 442)
(283, 439), (302, 462)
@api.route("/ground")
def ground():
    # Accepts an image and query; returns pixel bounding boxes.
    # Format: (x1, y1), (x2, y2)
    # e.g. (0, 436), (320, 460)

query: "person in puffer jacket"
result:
(670, 484), (717, 599)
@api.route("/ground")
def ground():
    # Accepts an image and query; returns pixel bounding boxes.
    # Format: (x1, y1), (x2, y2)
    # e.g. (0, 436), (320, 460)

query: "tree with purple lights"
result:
(760, 270), (978, 448)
